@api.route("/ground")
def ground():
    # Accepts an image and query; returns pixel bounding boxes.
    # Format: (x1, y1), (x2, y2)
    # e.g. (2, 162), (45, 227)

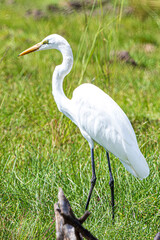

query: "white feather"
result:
(38, 34), (149, 180)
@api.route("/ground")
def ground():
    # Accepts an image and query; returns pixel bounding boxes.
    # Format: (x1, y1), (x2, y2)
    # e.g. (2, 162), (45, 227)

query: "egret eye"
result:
(43, 40), (49, 44)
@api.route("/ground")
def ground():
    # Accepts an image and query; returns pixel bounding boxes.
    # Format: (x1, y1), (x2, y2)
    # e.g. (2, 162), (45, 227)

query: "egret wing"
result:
(72, 84), (138, 159)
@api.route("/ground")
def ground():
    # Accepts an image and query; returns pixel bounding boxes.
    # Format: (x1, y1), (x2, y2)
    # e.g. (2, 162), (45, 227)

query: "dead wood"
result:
(154, 232), (160, 240)
(54, 188), (98, 240)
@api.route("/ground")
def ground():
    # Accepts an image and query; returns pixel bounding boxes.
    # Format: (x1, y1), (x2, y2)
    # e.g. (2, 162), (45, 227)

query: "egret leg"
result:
(106, 151), (114, 220)
(85, 148), (96, 210)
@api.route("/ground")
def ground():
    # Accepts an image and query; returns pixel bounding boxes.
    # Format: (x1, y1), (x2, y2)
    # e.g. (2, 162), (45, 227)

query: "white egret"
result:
(19, 34), (150, 219)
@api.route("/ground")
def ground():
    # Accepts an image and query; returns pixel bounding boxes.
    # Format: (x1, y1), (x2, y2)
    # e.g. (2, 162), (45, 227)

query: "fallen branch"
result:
(54, 188), (98, 240)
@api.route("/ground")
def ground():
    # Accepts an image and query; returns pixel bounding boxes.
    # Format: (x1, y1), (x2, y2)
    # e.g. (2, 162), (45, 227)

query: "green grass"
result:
(0, 1), (160, 239)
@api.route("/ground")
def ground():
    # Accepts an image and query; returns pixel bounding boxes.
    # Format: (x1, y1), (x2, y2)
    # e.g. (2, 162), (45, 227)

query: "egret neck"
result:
(52, 43), (75, 123)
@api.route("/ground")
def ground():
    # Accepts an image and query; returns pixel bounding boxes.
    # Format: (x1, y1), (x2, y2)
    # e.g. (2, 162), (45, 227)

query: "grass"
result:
(0, 0), (160, 239)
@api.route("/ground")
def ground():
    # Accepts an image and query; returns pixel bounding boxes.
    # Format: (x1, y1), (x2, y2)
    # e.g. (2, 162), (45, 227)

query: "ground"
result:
(0, 0), (160, 239)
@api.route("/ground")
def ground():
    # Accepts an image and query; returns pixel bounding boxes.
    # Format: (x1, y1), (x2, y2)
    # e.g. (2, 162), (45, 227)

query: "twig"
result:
(0, 47), (10, 63)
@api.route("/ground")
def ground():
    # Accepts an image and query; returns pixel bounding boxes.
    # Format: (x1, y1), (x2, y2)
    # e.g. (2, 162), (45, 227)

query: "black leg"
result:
(106, 151), (114, 220)
(85, 148), (96, 210)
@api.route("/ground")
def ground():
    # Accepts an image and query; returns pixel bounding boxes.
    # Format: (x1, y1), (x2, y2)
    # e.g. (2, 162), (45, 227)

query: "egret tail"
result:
(122, 145), (150, 179)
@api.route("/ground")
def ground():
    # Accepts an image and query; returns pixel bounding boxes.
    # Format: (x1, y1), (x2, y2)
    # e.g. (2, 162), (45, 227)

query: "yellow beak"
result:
(18, 41), (42, 56)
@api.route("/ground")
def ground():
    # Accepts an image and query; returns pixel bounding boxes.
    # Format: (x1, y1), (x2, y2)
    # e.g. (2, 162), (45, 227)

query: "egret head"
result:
(19, 34), (70, 56)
